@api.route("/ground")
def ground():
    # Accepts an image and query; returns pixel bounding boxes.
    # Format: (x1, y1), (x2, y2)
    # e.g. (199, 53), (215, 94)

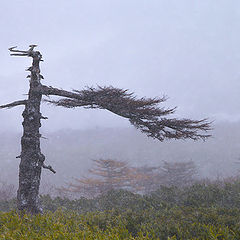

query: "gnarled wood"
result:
(17, 48), (44, 214)
(8, 46), (56, 214)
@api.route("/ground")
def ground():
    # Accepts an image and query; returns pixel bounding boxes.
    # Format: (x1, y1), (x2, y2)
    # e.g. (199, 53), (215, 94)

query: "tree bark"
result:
(17, 50), (44, 214)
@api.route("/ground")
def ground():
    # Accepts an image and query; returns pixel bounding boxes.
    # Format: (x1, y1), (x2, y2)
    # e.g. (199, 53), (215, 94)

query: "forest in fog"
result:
(0, 120), (239, 196)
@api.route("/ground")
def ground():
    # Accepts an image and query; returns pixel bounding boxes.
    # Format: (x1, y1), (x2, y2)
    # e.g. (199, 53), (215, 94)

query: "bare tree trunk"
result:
(17, 50), (44, 214)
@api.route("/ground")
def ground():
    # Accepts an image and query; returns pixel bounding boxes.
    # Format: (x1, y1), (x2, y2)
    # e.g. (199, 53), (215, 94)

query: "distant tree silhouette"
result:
(62, 160), (199, 197)
(128, 161), (198, 194)
(128, 166), (163, 194)
(0, 45), (211, 214)
(161, 160), (198, 187)
(0, 179), (15, 201)
(61, 159), (131, 198)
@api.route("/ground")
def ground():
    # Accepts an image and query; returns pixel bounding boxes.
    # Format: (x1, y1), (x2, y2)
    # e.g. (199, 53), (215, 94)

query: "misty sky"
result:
(0, 0), (239, 132)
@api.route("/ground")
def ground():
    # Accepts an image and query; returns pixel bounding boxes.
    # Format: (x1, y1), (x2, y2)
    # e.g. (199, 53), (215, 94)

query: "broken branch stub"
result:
(0, 100), (27, 109)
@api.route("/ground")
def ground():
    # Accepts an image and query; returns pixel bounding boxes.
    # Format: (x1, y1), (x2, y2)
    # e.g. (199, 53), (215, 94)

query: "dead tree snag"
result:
(1, 45), (55, 214)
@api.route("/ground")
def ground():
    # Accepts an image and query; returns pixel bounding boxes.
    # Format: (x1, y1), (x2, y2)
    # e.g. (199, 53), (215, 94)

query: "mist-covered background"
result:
(0, 1), (240, 190)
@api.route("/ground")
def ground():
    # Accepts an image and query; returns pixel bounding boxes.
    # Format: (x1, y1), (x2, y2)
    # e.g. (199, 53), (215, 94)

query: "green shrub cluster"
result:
(1, 180), (240, 239)
(1, 207), (240, 239)
(43, 180), (240, 213)
(2, 180), (240, 213)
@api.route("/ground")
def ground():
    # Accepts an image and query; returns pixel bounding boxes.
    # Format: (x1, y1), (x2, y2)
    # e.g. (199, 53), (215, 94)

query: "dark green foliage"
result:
(0, 199), (16, 212)
(1, 180), (240, 212)
(1, 180), (240, 239)
(39, 190), (148, 213)
(1, 207), (240, 239)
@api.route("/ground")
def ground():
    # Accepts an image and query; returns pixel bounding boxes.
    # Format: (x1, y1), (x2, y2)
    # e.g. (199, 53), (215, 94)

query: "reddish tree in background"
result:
(61, 160), (199, 197)
(61, 159), (131, 198)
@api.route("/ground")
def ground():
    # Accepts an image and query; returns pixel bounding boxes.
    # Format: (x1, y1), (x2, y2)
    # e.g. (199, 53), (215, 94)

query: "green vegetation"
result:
(1, 207), (240, 239)
(1, 180), (240, 239)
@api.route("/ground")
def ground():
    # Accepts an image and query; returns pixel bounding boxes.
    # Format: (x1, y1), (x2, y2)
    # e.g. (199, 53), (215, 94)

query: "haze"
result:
(0, 1), (240, 191)
(0, 0), (239, 131)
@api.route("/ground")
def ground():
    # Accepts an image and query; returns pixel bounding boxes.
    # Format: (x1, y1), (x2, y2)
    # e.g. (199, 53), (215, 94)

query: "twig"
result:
(41, 136), (48, 140)
(40, 115), (48, 120)
(42, 164), (56, 174)
(9, 45), (38, 57)
(0, 100), (27, 109)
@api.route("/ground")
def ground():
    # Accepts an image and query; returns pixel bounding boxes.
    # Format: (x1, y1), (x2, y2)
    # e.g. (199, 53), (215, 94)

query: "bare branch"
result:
(9, 45), (29, 56)
(42, 85), (211, 141)
(41, 85), (81, 99)
(9, 45), (41, 59)
(8, 46), (18, 51)
(40, 115), (48, 120)
(10, 53), (29, 56)
(42, 164), (56, 174)
(0, 100), (27, 109)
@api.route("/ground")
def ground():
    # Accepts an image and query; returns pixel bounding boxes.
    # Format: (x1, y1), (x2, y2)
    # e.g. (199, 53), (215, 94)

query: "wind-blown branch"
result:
(41, 85), (174, 119)
(42, 85), (211, 141)
(41, 85), (83, 99)
(0, 100), (27, 109)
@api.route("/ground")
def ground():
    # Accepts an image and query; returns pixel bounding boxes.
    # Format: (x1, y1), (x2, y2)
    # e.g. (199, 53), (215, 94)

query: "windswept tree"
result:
(0, 45), (211, 214)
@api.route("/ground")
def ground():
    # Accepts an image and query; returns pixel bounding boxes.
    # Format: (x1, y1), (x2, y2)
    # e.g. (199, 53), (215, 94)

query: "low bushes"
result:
(1, 180), (240, 239)
(0, 207), (240, 239)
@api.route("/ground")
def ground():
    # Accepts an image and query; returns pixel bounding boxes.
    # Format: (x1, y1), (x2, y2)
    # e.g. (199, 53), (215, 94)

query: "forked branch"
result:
(9, 45), (38, 57)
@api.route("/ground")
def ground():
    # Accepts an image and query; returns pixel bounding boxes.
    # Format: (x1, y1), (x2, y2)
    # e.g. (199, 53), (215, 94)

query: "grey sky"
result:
(0, 0), (240, 131)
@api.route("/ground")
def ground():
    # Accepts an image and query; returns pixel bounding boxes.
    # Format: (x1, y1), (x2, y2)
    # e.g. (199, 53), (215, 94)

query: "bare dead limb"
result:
(41, 85), (81, 99)
(9, 45), (38, 57)
(43, 86), (211, 141)
(9, 45), (45, 214)
(0, 100), (27, 109)
(40, 115), (48, 120)
(42, 164), (56, 174)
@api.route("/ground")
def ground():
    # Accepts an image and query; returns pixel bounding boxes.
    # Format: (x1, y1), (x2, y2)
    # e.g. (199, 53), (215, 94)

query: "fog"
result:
(0, 122), (240, 190)
(0, 0), (240, 131)
(0, 1), (240, 190)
